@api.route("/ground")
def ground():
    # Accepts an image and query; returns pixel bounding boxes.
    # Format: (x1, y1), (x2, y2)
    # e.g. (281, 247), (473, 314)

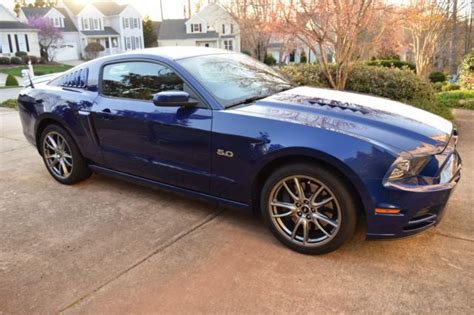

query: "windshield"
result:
(177, 53), (293, 108)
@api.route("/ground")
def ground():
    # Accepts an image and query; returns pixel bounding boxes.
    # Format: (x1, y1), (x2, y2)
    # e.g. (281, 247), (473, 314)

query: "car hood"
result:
(233, 87), (453, 154)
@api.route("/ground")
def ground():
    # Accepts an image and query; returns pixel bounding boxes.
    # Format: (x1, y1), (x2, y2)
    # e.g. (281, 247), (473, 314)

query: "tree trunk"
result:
(449, 0), (458, 77)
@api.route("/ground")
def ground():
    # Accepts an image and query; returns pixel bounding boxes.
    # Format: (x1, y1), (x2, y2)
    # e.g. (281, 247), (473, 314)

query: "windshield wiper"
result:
(225, 95), (267, 109)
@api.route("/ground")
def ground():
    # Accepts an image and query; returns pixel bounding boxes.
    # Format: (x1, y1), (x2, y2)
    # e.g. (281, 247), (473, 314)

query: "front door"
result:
(91, 60), (212, 193)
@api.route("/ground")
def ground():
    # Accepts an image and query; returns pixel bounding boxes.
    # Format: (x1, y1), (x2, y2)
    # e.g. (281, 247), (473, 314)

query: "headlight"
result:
(386, 156), (430, 181)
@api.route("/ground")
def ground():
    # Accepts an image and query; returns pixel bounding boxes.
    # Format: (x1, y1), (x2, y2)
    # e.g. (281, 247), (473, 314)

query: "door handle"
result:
(100, 108), (115, 120)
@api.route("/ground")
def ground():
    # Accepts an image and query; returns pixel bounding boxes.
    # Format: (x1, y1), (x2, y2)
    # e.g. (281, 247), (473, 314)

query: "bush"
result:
(280, 63), (441, 115)
(5, 74), (18, 87)
(300, 52), (307, 64)
(366, 59), (416, 71)
(264, 54), (276, 66)
(280, 63), (323, 87)
(241, 50), (251, 56)
(0, 99), (17, 109)
(429, 71), (447, 83)
(0, 57), (10, 65)
(442, 83), (461, 92)
(21, 56), (30, 64)
(432, 82), (445, 92)
(459, 50), (474, 90)
(84, 42), (105, 59)
(29, 56), (39, 64)
(15, 51), (28, 58)
(10, 57), (22, 65)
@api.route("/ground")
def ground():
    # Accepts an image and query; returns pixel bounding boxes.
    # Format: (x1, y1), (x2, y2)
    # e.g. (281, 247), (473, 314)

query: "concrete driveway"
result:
(0, 108), (473, 314)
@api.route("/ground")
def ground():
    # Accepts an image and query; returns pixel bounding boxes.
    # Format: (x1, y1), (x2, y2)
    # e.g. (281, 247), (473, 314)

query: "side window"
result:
(101, 61), (184, 101)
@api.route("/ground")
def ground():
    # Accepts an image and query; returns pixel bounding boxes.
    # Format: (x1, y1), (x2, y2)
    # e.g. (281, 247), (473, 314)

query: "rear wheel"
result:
(40, 124), (91, 185)
(261, 163), (357, 254)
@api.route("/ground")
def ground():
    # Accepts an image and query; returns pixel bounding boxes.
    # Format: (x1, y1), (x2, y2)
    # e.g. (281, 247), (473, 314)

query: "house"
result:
(158, 3), (240, 52)
(19, 0), (144, 61)
(0, 3), (40, 57)
(267, 39), (333, 65)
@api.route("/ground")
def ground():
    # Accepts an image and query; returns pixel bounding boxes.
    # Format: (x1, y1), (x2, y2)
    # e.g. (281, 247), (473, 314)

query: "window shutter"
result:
(199, 24), (202, 32)
(7, 34), (13, 53)
(14, 34), (19, 52)
(25, 34), (29, 52)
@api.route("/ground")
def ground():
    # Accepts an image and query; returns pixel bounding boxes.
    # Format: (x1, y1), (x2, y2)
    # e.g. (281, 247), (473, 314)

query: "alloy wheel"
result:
(268, 175), (341, 247)
(43, 131), (74, 179)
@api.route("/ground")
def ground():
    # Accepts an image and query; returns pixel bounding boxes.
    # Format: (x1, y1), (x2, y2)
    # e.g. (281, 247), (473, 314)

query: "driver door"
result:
(91, 60), (213, 193)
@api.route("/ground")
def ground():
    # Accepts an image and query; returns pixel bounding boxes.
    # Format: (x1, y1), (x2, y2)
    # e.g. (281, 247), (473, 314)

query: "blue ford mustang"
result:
(18, 48), (462, 254)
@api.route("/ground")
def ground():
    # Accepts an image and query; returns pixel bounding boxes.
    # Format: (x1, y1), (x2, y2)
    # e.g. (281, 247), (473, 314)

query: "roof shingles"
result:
(158, 19), (220, 40)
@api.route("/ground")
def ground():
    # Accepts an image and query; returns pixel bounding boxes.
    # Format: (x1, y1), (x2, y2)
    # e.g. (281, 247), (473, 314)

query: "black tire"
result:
(261, 163), (357, 255)
(40, 124), (91, 185)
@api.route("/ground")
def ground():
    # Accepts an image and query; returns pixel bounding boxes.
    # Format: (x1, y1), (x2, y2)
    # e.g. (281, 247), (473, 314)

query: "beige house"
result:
(0, 4), (40, 57)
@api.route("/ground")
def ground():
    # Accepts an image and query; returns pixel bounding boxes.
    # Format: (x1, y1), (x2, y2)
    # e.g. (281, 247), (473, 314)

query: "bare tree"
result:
(226, 0), (279, 61)
(280, 0), (387, 89)
(449, 0), (458, 76)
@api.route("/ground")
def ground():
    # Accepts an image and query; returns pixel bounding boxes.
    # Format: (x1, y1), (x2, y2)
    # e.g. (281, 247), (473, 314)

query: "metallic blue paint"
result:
(17, 48), (461, 240)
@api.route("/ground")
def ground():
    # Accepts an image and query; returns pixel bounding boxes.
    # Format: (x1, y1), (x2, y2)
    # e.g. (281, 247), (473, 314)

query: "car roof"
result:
(120, 47), (234, 61)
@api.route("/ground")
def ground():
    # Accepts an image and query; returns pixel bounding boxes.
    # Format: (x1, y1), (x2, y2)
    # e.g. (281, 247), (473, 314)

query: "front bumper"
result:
(365, 135), (462, 240)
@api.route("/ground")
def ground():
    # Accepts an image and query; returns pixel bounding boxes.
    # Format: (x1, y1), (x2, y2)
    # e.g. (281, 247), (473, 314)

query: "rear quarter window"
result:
(49, 68), (89, 88)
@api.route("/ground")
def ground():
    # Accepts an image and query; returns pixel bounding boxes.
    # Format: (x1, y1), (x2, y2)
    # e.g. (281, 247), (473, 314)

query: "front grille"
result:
(404, 213), (437, 231)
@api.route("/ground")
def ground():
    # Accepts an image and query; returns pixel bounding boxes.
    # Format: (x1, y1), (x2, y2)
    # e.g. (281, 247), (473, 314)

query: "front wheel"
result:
(261, 163), (357, 255)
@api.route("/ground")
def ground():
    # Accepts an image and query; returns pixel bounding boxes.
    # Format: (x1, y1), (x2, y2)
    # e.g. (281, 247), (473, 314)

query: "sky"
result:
(0, 0), (227, 21)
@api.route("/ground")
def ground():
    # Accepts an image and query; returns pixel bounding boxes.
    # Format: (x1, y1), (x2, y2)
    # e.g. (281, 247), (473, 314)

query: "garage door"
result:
(54, 43), (79, 61)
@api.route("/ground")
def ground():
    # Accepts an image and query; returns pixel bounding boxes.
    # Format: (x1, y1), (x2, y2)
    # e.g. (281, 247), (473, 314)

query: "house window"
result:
(131, 36), (136, 49)
(124, 17), (129, 29)
(93, 19), (99, 30)
(105, 39), (110, 49)
(222, 24), (225, 34)
(133, 18), (138, 29)
(135, 37), (140, 49)
(126, 37), (131, 49)
(230, 24), (234, 34)
(224, 40), (233, 51)
(112, 38), (118, 48)
(83, 18), (89, 30)
(192, 24), (201, 33)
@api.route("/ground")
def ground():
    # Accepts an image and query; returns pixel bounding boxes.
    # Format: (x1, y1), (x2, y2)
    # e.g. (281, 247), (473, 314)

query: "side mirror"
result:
(153, 91), (197, 107)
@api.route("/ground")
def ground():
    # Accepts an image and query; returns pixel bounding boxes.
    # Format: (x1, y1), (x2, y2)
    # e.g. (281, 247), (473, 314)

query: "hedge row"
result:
(279, 64), (452, 119)
(280, 64), (434, 102)
(0, 55), (41, 65)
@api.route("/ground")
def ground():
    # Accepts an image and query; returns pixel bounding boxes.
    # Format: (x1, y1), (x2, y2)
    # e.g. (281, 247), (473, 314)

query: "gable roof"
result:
(158, 19), (219, 40)
(20, 6), (77, 32)
(0, 21), (37, 30)
(21, 7), (50, 19)
(62, 0), (84, 15)
(93, 2), (127, 16)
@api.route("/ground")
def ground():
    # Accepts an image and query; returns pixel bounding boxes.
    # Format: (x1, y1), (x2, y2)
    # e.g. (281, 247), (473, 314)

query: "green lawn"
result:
(435, 90), (474, 110)
(0, 64), (73, 77)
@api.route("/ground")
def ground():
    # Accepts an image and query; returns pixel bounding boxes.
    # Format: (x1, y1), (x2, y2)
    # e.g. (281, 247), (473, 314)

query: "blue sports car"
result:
(18, 48), (461, 254)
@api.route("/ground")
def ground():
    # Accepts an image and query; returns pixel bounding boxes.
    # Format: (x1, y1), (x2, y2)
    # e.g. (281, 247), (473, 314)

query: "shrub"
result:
(0, 57), (10, 65)
(300, 52), (307, 64)
(34, 71), (46, 76)
(459, 50), (474, 90)
(280, 63), (439, 115)
(432, 82), (445, 92)
(241, 50), (251, 56)
(15, 51), (28, 58)
(442, 83), (461, 92)
(21, 56), (30, 64)
(29, 56), (39, 64)
(84, 42), (105, 59)
(0, 99), (17, 109)
(366, 59), (416, 71)
(10, 57), (22, 65)
(429, 71), (447, 83)
(5, 74), (18, 86)
(264, 54), (276, 65)
(280, 63), (323, 87)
